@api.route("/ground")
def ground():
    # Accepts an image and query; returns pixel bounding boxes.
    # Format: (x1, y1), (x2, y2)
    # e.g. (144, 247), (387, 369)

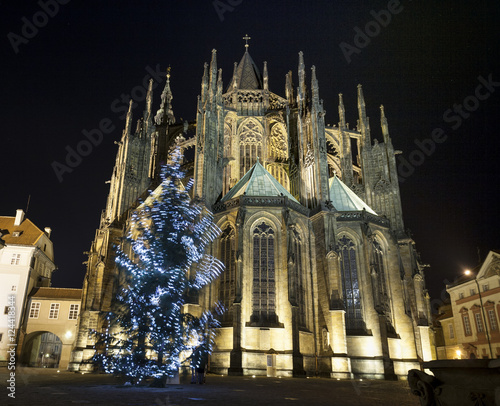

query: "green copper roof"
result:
(328, 176), (377, 215)
(221, 160), (299, 203)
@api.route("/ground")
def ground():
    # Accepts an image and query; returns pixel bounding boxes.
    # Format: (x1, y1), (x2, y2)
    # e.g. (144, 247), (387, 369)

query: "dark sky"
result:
(2, 0), (499, 310)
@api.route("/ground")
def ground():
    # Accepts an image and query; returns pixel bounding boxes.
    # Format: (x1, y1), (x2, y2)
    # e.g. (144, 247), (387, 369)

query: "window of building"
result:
(458, 292), (464, 299)
(0, 333), (3, 342)
(68, 304), (80, 320)
(219, 225), (236, 322)
(470, 288), (476, 296)
(483, 284), (489, 292)
(448, 323), (454, 339)
(88, 316), (98, 330)
(339, 236), (364, 331)
(463, 314), (472, 336)
(29, 302), (41, 319)
(488, 309), (498, 331)
(49, 303), (60, 319)
(475, 312), (484, 333)
(239, 120), (262, 178)
(251, 222), (276, 323)
(10, 253), (21, 265)
(11, 285), (16, 292)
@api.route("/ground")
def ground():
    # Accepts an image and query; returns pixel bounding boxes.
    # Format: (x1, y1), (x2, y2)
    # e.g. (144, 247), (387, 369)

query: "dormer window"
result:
(12, 231), (21, 237)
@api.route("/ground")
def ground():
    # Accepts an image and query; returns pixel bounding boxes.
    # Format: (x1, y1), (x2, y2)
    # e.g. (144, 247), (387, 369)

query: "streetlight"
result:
(464, 269), (493, 358)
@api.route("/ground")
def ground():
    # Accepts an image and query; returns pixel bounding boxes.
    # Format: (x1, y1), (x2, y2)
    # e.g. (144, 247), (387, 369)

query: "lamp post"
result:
(465, 270), (493, 358)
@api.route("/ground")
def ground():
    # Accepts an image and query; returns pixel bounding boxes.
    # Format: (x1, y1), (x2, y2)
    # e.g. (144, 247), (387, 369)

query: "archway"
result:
(21, 331), (62, 368)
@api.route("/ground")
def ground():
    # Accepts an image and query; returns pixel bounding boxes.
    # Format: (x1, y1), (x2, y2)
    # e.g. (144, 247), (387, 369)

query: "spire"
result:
(155, 67), (175, 125)
(143, 79), (154, 133)
(124, 99), (133, 137)
(263, 61), (268, 91)
(230, 49), (262, 90)
(339, 93), (353, 185)
(216, 68), (223, 103)
(232, 62), (238, 91)
(208, 49), (218, 101)
(145, 78), (153, 118)
(298, 51), (306, 109)
(201, 62), (209, 103)
(380, 104), (390, 143)
(311, 65), (319, 105)
(357, 84), (370, 145)
(338, 93), (346, 129)
(285, 71), (294, 105)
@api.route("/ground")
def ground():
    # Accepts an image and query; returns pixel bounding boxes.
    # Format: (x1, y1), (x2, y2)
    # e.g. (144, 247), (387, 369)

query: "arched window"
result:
(269, 123), (288, 161)
(251, 222), (276, 324)
(267, 163), (290, 191)
(239, 120), (262, 178)
(290, 230), (306, 328)
(219, 225), (236, 322)
(339, 236), (364, 331)
(223, 124), (232, 195)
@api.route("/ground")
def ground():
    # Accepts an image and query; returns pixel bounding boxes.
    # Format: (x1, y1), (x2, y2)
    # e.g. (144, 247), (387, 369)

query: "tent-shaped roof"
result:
(221, 160), (299, 203)
(328, 175), (377, 215)
(230, 50), (263, 90)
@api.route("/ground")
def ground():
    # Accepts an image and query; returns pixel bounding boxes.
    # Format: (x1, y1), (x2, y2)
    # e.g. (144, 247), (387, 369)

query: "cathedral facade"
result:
(71, 45), (434, 379)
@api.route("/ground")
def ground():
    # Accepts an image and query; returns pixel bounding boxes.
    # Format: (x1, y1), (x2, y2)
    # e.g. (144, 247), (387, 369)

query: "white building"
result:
(439, 250), (500, 359)
(20, 287), (82, 370)
(0, 210), (56, 364)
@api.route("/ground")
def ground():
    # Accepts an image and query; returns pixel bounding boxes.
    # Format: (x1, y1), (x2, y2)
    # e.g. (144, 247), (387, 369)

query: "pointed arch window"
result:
(251, 222), (277, 324)
(339, 236), (364, 331)
(239, 120), (262, 178)
(219, 225), (236, 322)
(269, 123), (288, 161)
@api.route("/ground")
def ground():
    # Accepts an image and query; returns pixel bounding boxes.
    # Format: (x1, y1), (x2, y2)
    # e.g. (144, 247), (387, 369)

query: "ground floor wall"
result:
(209, 324), (424, 380)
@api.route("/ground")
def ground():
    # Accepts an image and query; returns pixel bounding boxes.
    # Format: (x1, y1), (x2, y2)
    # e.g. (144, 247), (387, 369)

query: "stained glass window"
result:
(239, 120), (262, 178)
(252, 222), (276, 323)
(219, 225), (236, 321)
(339, 236), (364, 331)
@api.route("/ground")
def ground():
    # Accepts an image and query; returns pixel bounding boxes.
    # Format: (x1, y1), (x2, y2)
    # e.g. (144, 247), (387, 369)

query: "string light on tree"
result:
(93, 146), (224, 385)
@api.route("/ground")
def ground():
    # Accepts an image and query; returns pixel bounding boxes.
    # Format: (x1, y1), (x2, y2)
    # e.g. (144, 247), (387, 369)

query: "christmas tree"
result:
(94, 146), (223, 384)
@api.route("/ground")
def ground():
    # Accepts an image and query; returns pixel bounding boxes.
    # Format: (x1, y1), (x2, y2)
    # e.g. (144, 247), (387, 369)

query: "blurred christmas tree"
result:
(93, 146), (223, 385)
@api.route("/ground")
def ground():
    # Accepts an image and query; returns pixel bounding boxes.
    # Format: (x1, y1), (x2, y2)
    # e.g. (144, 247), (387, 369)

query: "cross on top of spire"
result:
(243, 34), (251, 49)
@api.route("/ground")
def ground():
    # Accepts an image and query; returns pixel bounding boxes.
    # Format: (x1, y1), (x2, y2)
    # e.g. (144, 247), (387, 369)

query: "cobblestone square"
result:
(2, 368), (419, 406)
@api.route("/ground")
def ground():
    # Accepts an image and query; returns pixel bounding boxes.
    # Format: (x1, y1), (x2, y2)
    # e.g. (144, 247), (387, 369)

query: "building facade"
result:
(19, 287), (82, 370)
(0, 210), (56, 364)
(437, 250), (500, 360)
(72, 46), (434, 378)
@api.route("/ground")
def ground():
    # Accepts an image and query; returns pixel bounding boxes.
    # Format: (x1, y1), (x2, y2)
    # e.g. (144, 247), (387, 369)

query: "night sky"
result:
(2, 0), (499, 310)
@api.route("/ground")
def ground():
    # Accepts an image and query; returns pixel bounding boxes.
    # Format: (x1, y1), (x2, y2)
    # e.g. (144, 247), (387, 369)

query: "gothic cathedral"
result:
(71, 44), (434, 379)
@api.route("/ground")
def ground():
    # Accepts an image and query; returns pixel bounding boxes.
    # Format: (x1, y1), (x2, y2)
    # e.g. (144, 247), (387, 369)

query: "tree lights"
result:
(93, 147), (223, 384)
